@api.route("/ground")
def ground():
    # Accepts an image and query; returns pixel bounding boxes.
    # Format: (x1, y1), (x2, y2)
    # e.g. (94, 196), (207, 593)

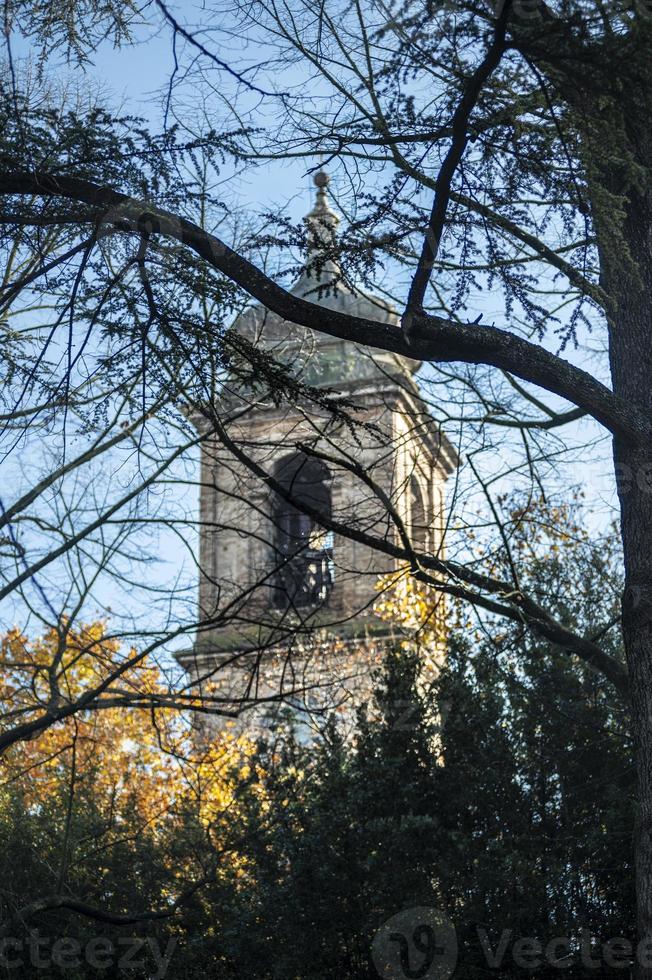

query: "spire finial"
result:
(311, 169), (332, 216)
(305, 168), (339, 230)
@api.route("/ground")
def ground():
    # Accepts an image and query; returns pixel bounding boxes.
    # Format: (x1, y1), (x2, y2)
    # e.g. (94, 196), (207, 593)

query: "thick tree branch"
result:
(0, 171), (645, 445)
(403, 2), (512, 319)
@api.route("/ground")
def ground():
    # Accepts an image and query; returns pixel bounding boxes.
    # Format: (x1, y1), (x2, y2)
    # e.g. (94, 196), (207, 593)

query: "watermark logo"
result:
(0, 932), (176, 977)
(373, 916), (652, 974)
(372, 907), (457, 980)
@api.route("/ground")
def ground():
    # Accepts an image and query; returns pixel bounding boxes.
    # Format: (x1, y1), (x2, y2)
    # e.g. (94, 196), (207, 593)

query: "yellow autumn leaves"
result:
(0, 623), (256, 843)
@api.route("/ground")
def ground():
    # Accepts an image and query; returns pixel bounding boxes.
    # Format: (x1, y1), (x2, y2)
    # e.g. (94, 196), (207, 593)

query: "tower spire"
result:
(304, 169), (339, 246)
(302, 169), (340, 285)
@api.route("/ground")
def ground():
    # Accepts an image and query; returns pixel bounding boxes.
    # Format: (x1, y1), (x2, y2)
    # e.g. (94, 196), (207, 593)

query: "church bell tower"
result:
(177, 172), (457, 737)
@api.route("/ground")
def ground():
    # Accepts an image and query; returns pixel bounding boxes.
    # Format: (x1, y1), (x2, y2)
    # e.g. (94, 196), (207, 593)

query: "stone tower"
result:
(177, 172), (457, 739)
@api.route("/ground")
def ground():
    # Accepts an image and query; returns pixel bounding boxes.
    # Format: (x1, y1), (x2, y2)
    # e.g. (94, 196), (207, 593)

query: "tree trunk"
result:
(618, 447), (652, 979)
(608, 197), (652, 978)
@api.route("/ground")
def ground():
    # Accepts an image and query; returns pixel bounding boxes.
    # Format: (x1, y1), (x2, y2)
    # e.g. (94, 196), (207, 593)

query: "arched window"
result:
(271, 452), (334, 609)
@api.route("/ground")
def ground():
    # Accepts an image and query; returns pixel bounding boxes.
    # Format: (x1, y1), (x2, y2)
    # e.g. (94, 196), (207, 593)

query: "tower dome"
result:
(233, 170), (420, 386)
